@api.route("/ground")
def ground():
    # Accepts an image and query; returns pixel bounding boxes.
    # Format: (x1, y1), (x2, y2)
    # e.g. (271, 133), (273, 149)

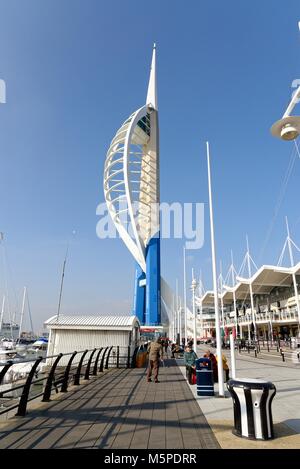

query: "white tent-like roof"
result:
(205, 264), (297, 304)
(45, 315), (140, 331)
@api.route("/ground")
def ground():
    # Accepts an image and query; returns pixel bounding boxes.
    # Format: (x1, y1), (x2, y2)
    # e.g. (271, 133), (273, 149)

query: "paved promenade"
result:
(0, 360), (219, 449)
(180, 346), (300, 449)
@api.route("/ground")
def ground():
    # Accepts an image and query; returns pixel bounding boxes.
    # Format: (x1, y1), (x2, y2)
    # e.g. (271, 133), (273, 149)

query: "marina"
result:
(1, 0), (300, 456)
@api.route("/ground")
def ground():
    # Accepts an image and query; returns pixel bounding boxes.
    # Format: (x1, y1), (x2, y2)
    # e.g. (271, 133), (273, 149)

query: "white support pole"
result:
(231, 250), (239, 337)
(172, 294), (176, 342)
(219, 263), (225, 328)
(176, 279), (179, 342)
(286, 217), (300, 335)
(199, 272), (204, 340)
(19, 287), (26, 340)
(230, 333), (236, 379)
(179, 296), (182, 344)
(183, 246), (187, 344)
(206, 141), (224, 396)
(246, 236), (256, 341)
(191, 268), (198, 352)
(0, 295), (5, 333)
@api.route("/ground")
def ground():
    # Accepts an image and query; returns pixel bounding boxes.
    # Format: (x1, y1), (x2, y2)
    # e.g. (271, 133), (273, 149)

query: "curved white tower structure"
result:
(103, 45), (161, 325)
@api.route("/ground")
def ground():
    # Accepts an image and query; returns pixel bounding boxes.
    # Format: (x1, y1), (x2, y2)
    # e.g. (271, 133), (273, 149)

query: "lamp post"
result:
(191, 270), (198, 352)
(206, 141), (225, 396)
(271, 23), (300, 140)
(183, 246), (187, 344)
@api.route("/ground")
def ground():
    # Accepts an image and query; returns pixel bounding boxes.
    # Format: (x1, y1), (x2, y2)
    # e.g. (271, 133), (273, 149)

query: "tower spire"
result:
(146, 43), (157, 110)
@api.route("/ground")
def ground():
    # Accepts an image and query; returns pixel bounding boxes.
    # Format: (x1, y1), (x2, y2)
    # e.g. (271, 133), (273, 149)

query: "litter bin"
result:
(227, 378), (276, 440)
(195, 358), (214, 396)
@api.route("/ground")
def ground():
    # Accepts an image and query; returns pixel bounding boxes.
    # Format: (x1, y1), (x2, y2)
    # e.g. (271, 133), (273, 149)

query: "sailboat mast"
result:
(0, 295), (5, 334)
(19, 287), (26, 339)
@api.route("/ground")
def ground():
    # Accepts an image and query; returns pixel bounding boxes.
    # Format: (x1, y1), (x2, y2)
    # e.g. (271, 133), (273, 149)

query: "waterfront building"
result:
(45, 315), (140, 365)
(194, 263), (300, 341)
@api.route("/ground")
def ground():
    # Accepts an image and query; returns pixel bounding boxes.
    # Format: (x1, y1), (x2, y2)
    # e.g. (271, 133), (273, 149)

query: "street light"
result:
(191, 270), (198, 351)
(271, 23), (300, 141)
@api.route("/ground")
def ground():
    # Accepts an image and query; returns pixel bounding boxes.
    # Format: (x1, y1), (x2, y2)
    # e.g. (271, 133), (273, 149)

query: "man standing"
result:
(147, 337), (163, 383)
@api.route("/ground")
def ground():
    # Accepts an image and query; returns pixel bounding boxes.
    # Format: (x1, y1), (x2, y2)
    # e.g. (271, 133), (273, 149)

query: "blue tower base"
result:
(133, 234), (161, 326)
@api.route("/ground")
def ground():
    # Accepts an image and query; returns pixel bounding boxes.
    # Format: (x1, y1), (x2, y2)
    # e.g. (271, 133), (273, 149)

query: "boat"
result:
(26, 338), (48, 357)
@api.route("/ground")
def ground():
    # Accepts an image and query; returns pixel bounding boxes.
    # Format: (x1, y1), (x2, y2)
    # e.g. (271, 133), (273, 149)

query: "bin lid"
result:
(227, 378), (275, 390)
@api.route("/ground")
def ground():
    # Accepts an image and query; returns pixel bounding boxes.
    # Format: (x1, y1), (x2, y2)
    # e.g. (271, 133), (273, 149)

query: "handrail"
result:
(0, 345), (136, 418)
(84, 348), (97, 380)
(42, 353), (63, 402)
(105, 346), (114, 370)
(15, 356), (44, 416)
(99, 347), (109, 372)
(93, 348), (103, 375)
(74, 350), (89, 385)
(61, 351), (77, 392)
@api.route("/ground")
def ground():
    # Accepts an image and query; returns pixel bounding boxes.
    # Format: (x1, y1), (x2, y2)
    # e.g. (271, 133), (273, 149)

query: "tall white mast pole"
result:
(199, 271), (204, 339)
(179, 296), (182, 342)
(176, 279), (179, 342)
(191, 268), (198, 352)
(246, 236), (256, 341)
(19, 287), (26, 340)
(172, 294), (175, 342)
(183, 246), (187, 344)
(0, 295), (5, 334)
(206, 141), (224, 396)
(219, 261), (225, 328)
(231, 250), (239, 337)
(286, 217), (300, 334)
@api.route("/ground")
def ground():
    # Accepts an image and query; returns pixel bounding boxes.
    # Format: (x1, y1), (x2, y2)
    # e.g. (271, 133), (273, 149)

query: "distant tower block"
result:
(103, 45), (161, 326)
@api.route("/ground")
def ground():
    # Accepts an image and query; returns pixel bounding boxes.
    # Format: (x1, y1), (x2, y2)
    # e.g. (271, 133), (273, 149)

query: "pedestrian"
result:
(171, 342), (176, 358)
(216, 352), (230, 382)
(146, 337), (164, 383)
(183, 344), (198, 384)
(203, 349), (218, 382)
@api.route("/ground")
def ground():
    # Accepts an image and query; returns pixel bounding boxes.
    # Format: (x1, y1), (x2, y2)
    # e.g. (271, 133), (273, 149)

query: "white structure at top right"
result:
(271, 22), (300, 140)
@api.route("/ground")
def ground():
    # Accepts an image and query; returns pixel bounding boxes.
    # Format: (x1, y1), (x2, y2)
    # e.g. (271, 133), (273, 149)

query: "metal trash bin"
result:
(195, 358), (214, 396)
(227, 378), (276, 440)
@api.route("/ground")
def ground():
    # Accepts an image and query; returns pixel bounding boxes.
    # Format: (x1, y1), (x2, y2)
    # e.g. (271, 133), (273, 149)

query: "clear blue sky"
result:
(1, 0), (300, 331)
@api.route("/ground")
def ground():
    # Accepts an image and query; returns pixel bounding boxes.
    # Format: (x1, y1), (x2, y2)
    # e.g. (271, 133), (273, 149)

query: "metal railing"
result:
(236, 338), (300, 364)
(0, 345), (139, 418)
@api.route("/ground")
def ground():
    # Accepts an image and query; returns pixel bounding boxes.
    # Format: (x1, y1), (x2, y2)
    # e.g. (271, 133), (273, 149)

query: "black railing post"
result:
(131, 346), (139, 368)
(16, 356), (44, 417)
(92, 347), (103, 376)
(105, 346), (114, 370)
(0, 361), (13, 385)
(61, 351), (77, 392)
(99, 347), (109, 372)
(74, 349), (89, 385)
(84, 348), (97, 380)
(116, 346), (120, 369)
(42, 353), (63, 402)
(127, 346), (131, 368)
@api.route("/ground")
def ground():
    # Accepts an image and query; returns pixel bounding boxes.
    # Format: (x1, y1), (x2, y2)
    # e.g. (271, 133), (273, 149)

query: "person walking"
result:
(216, 352), (230, 382)
(203, 349), (218, 382)
(183, 344), (198, 384)
(147, 337), (163, 383)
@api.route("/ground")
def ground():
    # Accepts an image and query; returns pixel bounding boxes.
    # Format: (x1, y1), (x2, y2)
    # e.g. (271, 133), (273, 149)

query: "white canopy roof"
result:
(45, 315), (140, 331)
(204, 264), (298, 304)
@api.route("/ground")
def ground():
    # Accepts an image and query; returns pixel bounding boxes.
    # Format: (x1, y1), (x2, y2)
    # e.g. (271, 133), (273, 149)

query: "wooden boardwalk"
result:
(0, 360), (220, 449)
